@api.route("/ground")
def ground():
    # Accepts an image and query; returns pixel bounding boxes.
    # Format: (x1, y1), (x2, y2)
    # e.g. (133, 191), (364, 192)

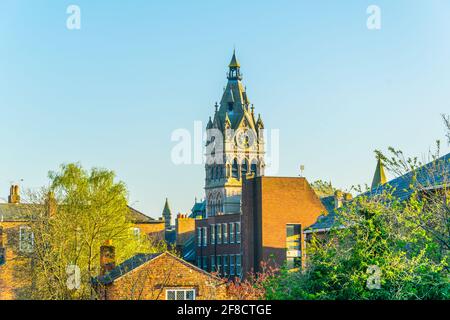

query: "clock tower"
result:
(204, 51), (265, 217)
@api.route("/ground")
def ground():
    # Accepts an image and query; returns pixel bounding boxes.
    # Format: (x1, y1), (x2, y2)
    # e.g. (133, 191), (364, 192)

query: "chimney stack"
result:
(100, 240), (115, 275)
(8, 185), (20, 204)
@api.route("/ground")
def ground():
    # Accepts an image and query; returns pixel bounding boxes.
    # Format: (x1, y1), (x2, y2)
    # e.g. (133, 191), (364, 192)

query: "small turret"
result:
(162, 198), (172, 229)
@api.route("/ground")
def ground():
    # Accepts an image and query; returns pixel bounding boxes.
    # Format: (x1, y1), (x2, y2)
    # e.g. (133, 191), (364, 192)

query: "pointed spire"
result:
(256, 113), (264, 129)
(229, 49), (240, 68)
(371, 156), (387, 189)
(227, 49), (242, 80)
(162, 198), (172, 229)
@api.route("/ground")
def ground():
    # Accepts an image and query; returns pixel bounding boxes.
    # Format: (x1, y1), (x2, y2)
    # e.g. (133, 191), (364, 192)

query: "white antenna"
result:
(299, 165), (305, 177)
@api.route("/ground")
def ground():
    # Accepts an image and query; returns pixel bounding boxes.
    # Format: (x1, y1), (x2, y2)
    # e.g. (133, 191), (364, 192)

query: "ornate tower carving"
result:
(205, 51), (265, 217)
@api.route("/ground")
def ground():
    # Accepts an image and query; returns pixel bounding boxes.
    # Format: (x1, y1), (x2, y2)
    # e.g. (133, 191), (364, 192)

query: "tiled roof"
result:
(92, 253), (162, 285)
(306, 152), (450, 232)
(127, 206), (154, 223)
(0, 203), (39, 222)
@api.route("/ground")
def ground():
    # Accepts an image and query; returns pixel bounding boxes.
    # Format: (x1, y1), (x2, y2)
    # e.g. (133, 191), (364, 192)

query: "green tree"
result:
(28, 163), (165, 300)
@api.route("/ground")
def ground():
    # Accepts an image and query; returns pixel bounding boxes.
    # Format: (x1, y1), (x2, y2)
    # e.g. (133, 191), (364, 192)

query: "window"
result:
(251, 161), (257, 175)
(202, 227), (208, 247)
(236, 222), (241, 244)
(210, 224), (215, 245)
(166, 289), (195, 300)
(197, 256), (201, 268)
(229, 223), (235, 243)
(232, 159), (239, 179)
(223, 255), (228, 276)
(230, 255), (235, 276)
(202, 256), (208, 271)
(236, 255), (242, 277)
(132, 227), (141, 240)
(217, 255), (222, 275)
(286, 224), (302, 269)
(242, 159), (249, 176)
(217, 224), (222, 244)
(211, 255), (216, 272)
(19, 226), (34, 253)
(222, 223), (228, 244)
(197, 227), (202, 247)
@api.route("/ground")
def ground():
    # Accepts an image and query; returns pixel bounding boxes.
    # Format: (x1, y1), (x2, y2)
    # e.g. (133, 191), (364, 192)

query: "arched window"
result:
(251, 159), (258, 175)
(242, 159), (249, 177)
(232, 159), (239, 179)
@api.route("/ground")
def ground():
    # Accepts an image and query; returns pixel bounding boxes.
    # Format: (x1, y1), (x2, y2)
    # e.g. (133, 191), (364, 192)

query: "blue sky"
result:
(1, 1), (449, 219)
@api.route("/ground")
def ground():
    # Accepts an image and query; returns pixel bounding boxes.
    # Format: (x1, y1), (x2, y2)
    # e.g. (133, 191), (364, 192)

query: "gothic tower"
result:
(162, 198), (172, 229)
(204, 51), (265, 217)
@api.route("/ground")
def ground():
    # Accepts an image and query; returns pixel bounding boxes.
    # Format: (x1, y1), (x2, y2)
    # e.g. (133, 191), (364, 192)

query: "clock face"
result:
(235, 129), (255, 149)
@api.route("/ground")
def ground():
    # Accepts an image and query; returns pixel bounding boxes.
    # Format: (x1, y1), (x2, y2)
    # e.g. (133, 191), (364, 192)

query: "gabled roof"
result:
(92, 251), (221, 286)
(127, 206), (155, 223)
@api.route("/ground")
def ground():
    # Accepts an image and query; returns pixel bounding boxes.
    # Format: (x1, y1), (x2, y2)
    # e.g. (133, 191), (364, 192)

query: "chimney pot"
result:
(8, 185), (20, 204)
(100, 240), (115, 275)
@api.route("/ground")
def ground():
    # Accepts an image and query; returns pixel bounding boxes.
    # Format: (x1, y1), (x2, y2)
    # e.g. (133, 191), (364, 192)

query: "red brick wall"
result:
(99, 252), (229, 300)
(242, 177), (326, 275)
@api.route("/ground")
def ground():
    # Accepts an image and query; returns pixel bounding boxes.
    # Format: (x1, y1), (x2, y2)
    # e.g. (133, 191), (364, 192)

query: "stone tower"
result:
(204, 51), (265, 217)
(162, 198), (172, 229)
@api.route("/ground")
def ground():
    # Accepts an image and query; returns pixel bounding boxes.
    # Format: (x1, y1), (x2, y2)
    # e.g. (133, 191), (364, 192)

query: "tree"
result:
(265, 116), (450, 300)
(27, 163), (165, 300)
(310, 180), (337, 198)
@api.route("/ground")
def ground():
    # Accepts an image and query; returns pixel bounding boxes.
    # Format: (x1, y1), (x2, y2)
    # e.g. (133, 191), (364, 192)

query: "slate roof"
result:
(127, 206), (155, 223)
(306, 152), (450, 232)
(92, 251), (221, 286)
(0, 203), (39, 222)
(190, 200), (206, 218)
(92, 253), (162, 285)
(0, 203), (153, 223)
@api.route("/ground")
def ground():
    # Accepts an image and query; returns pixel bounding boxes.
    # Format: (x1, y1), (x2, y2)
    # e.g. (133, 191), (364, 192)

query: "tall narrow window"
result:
(242, 159), (249, 177)
(202, 256), (208, 271)
(236, 255), (242, 277)
(210, 224), (215, 245)
(230, 255), (235, 276)
(222, 223), (228, 244)
(251, 160), (257, 175)
(286, 224), (302, 269)
(19, 226), (34, 253)
(229, 223), (235, 243)
(217, 224), (222, 244)
(197, 227), (202, 247)
(223, 255), (228, 277)
(232, 159), (239, 179)
(236, 222), (241, 244)
(202, 227), (208, 247)
(211, 255), (216, 272)
(197, 256), (202, 268)
(217, 255), (222, 275)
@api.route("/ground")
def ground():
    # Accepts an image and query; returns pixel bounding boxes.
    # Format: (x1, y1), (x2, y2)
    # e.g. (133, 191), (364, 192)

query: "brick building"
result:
(0, 185), (165, 300)
(92, 245), (228, 300)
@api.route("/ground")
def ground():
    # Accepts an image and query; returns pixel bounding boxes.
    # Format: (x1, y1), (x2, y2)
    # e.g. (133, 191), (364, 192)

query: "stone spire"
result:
(371, 156), (387, 189)
(162, 198), (172, 229)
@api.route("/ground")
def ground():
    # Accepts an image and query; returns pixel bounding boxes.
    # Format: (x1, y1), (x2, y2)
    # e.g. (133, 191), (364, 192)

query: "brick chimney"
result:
(100, 240), (115, 275)
(8, 185), (20, 204)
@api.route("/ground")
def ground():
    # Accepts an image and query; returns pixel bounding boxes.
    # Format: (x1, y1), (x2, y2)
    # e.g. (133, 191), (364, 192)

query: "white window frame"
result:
(132, 227), (141, 240)
(236, 254), (242, 277)
(19, 226), (34, 253)
(165, 288), (196, 300)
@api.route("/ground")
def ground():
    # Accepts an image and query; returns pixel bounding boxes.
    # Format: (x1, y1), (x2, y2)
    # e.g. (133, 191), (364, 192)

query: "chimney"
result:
(100, 240), (115, 275)
(8, 185), (20, 204)
(334, 190), (343, 209)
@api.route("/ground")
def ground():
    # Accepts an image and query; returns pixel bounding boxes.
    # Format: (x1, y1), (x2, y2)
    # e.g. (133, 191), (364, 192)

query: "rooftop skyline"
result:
(1, 1), (450, 218)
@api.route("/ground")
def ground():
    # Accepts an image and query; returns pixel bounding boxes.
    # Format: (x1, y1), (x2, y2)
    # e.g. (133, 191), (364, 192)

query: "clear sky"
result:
(1, 1), (449, 219)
